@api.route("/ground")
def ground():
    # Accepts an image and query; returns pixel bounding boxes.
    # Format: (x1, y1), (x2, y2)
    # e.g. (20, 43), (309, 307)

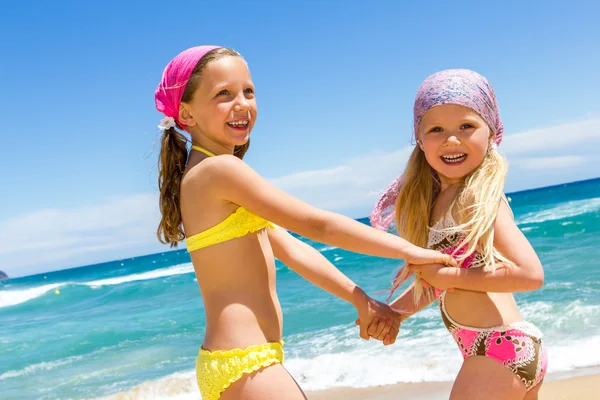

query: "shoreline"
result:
(307, 367), (600, 400)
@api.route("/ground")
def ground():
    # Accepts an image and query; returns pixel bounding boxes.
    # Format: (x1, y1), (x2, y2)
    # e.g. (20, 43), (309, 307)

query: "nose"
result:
(233, 92), (250, 112)
(444, 133), (461, 146)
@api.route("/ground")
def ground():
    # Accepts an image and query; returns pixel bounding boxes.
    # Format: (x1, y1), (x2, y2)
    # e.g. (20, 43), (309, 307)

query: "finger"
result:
(359, 319), (370, 340)
(367, 317), (379, 336)
(445, 254), (458, 268)
(383, 333), (391, 346)
(386, 327), (399, 345)
(389, 313), (402, 330)
(355, 318), (360, 325)
(374, 317), (388, 337)
(390, 328), (398, 344)
(375, 320), (392, 340)
(409, 265), (422, 273)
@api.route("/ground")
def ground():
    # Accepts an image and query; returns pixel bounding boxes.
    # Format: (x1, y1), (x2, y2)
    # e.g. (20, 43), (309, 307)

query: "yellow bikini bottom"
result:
(196, 341), (285, 400)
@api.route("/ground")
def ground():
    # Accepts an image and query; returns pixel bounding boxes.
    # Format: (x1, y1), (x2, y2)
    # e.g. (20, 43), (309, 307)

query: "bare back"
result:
(180, 153), (283, 351)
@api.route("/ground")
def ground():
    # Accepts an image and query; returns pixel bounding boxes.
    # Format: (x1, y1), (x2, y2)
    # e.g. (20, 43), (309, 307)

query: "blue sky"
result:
(1, 0), (599, 277)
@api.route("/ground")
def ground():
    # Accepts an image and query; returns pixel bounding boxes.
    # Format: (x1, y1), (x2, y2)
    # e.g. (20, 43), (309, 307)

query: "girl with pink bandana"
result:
(368, 70), (547, 399)
(153, 46), (455, 400)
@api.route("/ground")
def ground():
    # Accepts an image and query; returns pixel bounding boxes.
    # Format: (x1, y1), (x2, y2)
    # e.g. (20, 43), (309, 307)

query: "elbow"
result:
(526, 263), (544, 291)
(530, 270), (544, 290)
(305, 210), (331, 243)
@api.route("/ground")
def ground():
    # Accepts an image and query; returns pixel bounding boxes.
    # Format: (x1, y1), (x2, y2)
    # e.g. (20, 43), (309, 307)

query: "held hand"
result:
(404, 247), (458, 268)
(354, 293), (401, 346)
(408, 263), (455, 291)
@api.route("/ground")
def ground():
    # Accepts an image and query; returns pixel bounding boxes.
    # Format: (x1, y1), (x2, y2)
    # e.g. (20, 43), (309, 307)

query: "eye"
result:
(460, 123), (474, 130)
(429, 126), (443, 133)
(217, 89), (230, 96)
(244, 88), (254, 95)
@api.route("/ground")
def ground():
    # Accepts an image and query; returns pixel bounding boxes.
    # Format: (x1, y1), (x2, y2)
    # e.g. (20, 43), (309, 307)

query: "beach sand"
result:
(307, 372), (600, 400)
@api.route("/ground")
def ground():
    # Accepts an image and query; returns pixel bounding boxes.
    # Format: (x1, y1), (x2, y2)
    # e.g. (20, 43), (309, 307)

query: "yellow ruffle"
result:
(196, 341), (284, 400)
(186, 207), (275, 252)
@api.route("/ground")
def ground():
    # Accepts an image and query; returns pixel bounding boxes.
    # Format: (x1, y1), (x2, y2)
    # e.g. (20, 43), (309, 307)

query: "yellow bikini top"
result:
(185, 145), (275, 252)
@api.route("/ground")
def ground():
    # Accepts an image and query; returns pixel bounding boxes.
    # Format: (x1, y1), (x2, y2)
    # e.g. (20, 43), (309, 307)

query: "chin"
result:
(435, 166), (470, 182)
(232, 136), (250, 146)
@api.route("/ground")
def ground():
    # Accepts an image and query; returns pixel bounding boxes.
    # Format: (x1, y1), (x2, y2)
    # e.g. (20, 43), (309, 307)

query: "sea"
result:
(1, 178), (599, 399)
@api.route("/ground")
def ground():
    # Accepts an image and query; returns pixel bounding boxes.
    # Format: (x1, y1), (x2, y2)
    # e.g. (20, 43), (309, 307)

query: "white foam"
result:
(84, 264), (194, 288)
(516, 197), (600, 225)
(548, 335), (600, 372)
(0, 283), (64, 308)
(519, 300), (600, 331)
(98, 370), (200, 400)
(0, 264), (196, 308)
(0, 354), (83, 380)
(285, 324), (460, 391)
(319, 246), (338, 252)
(91, 311), (600, 397)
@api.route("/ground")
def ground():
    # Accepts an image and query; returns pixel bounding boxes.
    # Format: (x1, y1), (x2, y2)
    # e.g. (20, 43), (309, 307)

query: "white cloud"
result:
(1, 117), (598, 277)
(501, 118), (600, 155)
(269, 117), (600, 215)
(269, 148), (413, 212)
(511, 155), (586, 170)
(0, 194), (162, 277)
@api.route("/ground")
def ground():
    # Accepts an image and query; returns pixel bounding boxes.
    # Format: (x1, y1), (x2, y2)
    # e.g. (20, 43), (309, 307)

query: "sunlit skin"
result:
(417, 104), (493, 190)
(367, 103), (545, 399)
(175, 55), (456, 399)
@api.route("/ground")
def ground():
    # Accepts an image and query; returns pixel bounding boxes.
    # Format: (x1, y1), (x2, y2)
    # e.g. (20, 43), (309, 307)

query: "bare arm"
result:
(201, 156), (454, 266)
(412, 200), (544, 292)
(363, 283), (435, 342)
(268, 227), (401, 344)
(388, 283), (436, 319)
(268, 227), (359, 304)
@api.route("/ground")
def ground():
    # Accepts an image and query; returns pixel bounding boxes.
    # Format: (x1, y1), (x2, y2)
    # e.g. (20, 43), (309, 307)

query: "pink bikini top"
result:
(427, 206), (486, 270)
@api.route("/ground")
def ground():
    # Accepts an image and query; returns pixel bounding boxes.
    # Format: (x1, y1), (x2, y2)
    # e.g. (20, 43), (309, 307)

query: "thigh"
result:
(450, 356), (526, 400)
(221, 363), (307, 400)
(523, 379), (543, 400)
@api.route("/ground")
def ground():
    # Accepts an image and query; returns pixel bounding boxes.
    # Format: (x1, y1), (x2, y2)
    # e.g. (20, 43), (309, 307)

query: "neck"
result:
(190, 141), (234, 156)
(438, 176), (464, 192)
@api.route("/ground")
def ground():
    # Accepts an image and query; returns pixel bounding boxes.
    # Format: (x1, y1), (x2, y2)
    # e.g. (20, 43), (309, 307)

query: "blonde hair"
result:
(392, 145), (512, 303)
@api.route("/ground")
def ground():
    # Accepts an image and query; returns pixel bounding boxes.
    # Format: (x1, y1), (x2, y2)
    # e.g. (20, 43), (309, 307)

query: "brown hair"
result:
(157, 47), (249, 247)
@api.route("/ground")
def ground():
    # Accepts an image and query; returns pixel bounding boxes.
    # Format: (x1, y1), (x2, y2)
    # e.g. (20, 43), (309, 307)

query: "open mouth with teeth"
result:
(227, 120), (249, 131)
(440, 153), (467, 164)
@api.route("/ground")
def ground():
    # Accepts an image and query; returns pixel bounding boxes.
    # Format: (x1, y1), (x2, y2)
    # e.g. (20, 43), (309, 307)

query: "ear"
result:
(178, 103), (197, 128)
(489, 128), (495, 143)
(416, 139), (424, 151)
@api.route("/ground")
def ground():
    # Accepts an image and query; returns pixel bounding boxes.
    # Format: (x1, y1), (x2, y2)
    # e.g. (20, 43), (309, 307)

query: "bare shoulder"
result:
(182, 155), (243, 191)
(495, 195), (515, 224)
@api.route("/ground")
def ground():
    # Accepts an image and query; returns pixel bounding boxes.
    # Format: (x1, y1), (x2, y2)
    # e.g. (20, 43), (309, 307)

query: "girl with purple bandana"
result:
(153, 46), (455, 400)
(366, 69), (548, 399)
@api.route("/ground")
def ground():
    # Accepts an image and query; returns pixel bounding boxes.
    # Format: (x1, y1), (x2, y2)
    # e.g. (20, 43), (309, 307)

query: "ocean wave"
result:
(286, 318), (600, 391)
(0, 283), (64, 309)
(285, 324), (460, 391)
(84, 264), (194, 288)
(516, 197), (600, 225)
(319, 246), (338, 252)
(89, 317), (600, 397)
(98, 370), (199, 400)
(0, 264), (195, 308)
(0, 353), (84, 380)
(519, 300), (600, 331)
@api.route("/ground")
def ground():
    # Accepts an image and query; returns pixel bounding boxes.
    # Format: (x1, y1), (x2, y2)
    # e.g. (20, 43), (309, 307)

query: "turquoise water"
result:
(1, 178), (599, 399)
